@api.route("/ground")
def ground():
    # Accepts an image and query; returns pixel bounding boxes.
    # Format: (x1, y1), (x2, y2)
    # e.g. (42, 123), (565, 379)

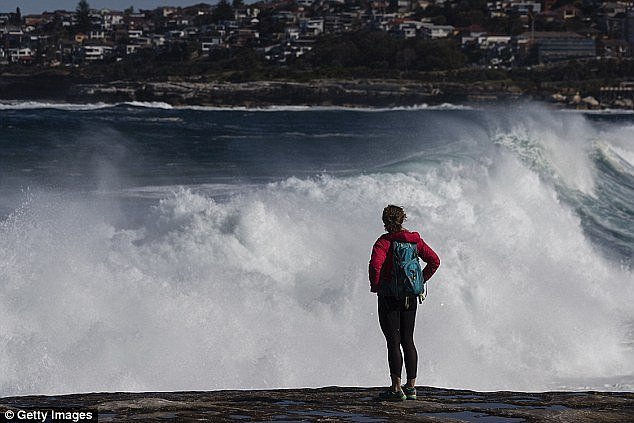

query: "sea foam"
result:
(1, 160), (631, 395)
(0, 105), (632, 396)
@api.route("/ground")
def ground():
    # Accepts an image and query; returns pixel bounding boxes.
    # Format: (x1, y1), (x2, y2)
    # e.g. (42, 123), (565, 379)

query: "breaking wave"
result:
(0, 104), (632, 396)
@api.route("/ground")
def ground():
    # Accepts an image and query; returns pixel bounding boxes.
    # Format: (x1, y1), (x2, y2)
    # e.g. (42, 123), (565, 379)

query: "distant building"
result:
(84, 45), (113, 61)
(300, 18), (324, 36)
(598, 39), (631, 58)
(512, 2), (542, 17)
(420, 23), (454, 39)
(518, 31), (596, 62)
(9, 47), (34, 63)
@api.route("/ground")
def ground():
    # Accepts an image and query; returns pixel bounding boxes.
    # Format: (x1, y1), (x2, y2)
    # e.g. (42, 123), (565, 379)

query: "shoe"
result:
(402, 385), (416, 400)
(377, 389), (406, 402)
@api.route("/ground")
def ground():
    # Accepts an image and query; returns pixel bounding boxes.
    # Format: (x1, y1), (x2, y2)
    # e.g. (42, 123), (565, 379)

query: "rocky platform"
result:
(0, 74), (523, 108)
(0, 387), (632, 422)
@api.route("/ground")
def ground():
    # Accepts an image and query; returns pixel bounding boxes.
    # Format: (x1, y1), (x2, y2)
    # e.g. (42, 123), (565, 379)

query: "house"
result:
(598, 38), (630, 57)
(125, 43), (152, 54)
(511, 2), (541, 18)
(84, 45), (113, 61)
(90, 13), (105, 28)
(478, 35), (512, 49)
(393, 20), (424, 38)
(127, 13), (150, 30)
(487, 1), (509, 18)
(396, 0), (413, 12)
(126, 44), (140, 54)
(286, 27), (300, 41)
(150, 34), (166, 46)
(89, 30), (106, 40)
(556, 5), (580, 20)
(24, 15), (44, 27)
(166, 30), (186, 39)
(183, 27), (200, 37)
(600, 2), (627, 18)
(459, 23), (487, 45)
(420, 23), (454, 39)
(160, 7), (177, 17)
(301, 18), (324, 35)
(245, 7), (260, 19)
(102, 11), (124, 29)
(9, 47), (34, 63)
(273, 11), (297, 24)
(371, 13), (398, 31)
(517, 31), (596, 62)
(200, 37), (223, 53)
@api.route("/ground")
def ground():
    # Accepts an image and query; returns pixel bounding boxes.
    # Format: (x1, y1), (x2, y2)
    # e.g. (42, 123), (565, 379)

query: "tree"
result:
(76, 0), (91, 33)
(212, 0), (234, 23)
(232, 0), (244, 9)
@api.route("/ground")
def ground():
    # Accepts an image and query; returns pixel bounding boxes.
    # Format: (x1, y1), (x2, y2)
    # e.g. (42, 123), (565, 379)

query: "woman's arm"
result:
(417, 237), (440, 282)
(369, 238), (389, 292)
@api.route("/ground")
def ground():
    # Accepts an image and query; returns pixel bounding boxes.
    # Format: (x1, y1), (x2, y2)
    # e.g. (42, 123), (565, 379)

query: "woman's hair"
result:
(382, 205), (406, 233)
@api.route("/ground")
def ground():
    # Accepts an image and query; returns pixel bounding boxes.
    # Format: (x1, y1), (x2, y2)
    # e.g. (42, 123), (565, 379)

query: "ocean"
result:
(0, 101), (632, 396)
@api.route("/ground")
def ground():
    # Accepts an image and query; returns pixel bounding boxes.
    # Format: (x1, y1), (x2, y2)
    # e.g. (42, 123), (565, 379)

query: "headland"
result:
(2, 71), (633, 111)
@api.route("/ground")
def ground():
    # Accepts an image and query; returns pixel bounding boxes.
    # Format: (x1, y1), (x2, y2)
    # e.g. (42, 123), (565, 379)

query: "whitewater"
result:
(0, 102), (632, 396)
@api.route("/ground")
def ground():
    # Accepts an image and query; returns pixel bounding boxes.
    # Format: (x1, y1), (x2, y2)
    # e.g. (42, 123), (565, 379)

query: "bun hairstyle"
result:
(382, 204), (406, 233)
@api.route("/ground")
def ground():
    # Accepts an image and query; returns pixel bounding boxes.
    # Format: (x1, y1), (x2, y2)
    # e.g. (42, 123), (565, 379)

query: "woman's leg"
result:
(378, 296), (403, 391)
(400, 300), (418, 384)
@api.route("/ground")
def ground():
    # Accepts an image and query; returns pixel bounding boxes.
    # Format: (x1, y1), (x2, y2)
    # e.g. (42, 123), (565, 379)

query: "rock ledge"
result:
(1, 386), (632, 422)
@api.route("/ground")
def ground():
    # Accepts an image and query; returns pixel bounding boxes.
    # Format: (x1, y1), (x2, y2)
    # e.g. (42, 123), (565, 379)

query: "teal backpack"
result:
(391, 241), (427, 305)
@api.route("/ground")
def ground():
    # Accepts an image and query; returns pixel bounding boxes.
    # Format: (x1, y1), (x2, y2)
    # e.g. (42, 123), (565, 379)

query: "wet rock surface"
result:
(1, 387), (632, 422)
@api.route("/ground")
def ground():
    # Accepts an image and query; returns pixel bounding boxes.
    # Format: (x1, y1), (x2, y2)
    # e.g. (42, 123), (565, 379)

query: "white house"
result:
(420, 23), (454, 39)
(201, 37), (222, 53)
(398, 20), (424, 38)
(9, 48), (34, 62)
(126, 44), (140, 54)
(301, 18), (324, 35)
(84, 45), (113, 61)
(151, 34), (166, 46)
(477, 35), (511, 49)
(286, 27), (300, 41)
(89, 30), (106, 39)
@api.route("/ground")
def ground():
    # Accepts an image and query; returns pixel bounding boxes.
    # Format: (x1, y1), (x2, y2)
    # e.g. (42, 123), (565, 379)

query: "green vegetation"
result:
(76, 0), (91, 33)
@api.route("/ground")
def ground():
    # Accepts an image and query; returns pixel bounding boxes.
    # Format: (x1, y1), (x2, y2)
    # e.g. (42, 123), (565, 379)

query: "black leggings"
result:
(378, 295), (418, 380)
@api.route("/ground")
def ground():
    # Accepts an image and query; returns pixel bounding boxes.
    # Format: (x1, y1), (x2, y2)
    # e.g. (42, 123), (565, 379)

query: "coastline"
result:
(2, 73), (631, 111)
(0, 386), (632, 422)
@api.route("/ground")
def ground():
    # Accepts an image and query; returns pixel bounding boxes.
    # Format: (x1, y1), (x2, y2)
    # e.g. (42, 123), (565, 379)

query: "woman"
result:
(369, 205), (440, 401)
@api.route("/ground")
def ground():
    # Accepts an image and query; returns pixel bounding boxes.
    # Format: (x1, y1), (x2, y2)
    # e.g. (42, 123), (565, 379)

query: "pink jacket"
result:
(369, 229), (440, 293)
